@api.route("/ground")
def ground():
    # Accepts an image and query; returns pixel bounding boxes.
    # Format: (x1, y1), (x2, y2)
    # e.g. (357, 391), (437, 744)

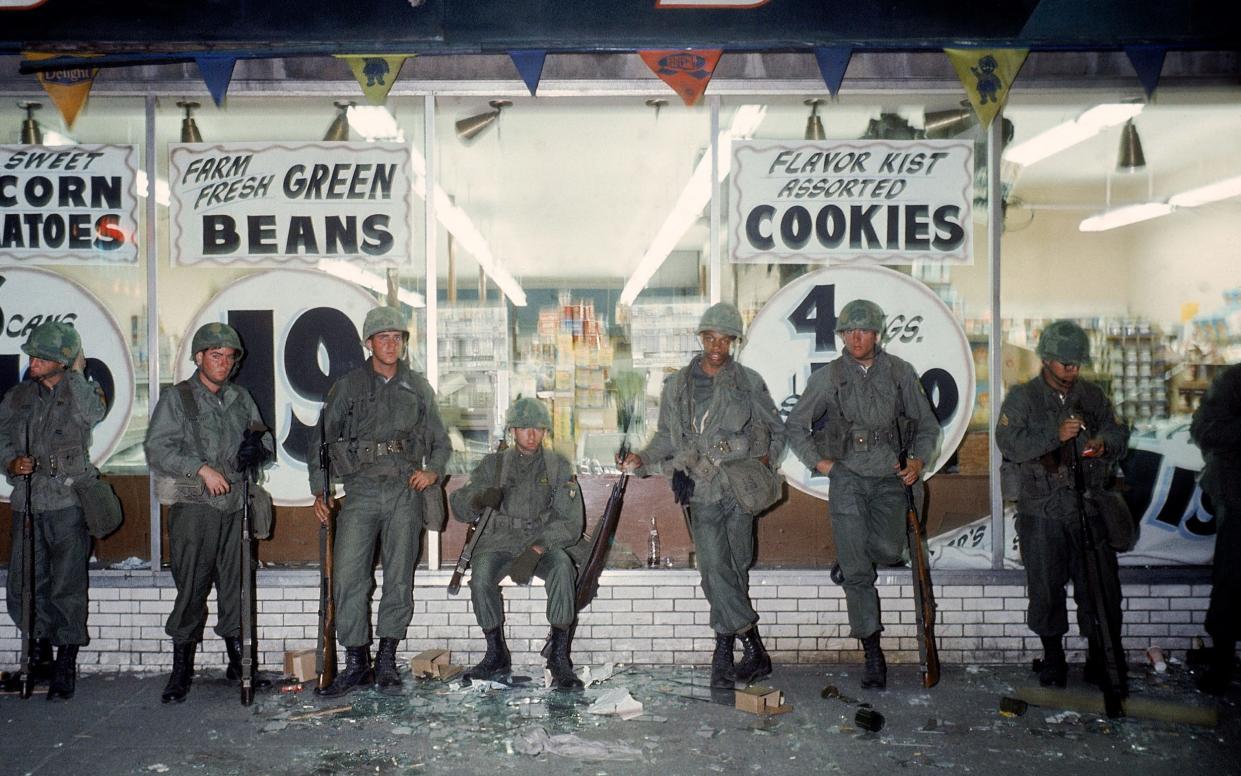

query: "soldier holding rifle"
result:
(785, 299), (939, 691)
(1, 322), (106, 701)
(309, 306), (450, 697)
(450, 398), (585, 690)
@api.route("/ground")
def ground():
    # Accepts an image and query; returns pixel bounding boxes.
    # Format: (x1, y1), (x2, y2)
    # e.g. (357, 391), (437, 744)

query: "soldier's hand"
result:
(508, 546), (542, 585)
(1083, 437), (1106, 458)
(7, 456), (35, 477)
(815, 459), (834, 475)
(409, 469), (439, 492)
(471, 486), (503, 511)
(896, 456), (923, 485)
(619, 453), (642, 473)
(313, 493), (336, 525)
(198, 464), (231, 496)
(1058, 417), (1085, 442)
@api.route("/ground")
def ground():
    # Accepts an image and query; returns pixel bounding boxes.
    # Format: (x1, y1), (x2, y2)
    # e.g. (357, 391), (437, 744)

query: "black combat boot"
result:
(1037, 636), (1067, 688)
(161, 642), (197, 704)
(224, 637), (271, 688)
(318, 645), (374, 697)
(46, 645), (78, 701)
(709, 633), (735, 689)
(860, 633), (887, 690)
(734, 627), (772, 684)
(546, 627), (583, 691)
(466, 628), (512, 681)
(374, 637), (403, 695)
(1196, 640), (1236, 696)
(31, 638), (56, 684)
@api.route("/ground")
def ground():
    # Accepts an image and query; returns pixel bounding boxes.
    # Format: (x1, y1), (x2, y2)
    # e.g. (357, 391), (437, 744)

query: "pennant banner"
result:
(813, 46), (852, 97)
(337, 55), (410, 105)
(1125, 46), (1167, 99)
(639, 49), (722, 107)
(944, 48), (1028, 130)
(509, 50), (547, 96)
(23, 51), (99, 128)
(195, 55), (237, 107)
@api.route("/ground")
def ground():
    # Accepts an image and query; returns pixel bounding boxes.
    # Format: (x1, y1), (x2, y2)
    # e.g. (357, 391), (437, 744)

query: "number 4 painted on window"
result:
(787, 284), (838, 353)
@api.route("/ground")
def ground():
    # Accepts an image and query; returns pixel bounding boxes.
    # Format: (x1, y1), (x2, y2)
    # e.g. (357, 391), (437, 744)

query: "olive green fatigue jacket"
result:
(0, 371), (106, 511)
(1190, 363), (1241, 508)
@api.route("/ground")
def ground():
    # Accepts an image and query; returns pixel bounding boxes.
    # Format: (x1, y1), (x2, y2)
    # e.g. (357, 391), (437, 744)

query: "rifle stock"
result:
(896, 415), (940, 689)
(315, 413), (339, 694)
(448, 440), (507, 595)
(239, 473), (255, 706)
(18, 423), (34, 699)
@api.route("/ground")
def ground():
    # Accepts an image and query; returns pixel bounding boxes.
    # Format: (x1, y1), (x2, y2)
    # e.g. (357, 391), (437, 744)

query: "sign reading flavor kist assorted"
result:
(169, 142), (412, 267)
(1, 144), (140, 264)
(730, 139), (973, 265)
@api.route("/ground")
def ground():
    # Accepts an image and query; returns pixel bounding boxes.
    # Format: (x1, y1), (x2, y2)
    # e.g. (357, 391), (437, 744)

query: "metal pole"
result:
(708, 95), (722, 305)
(423, 94), (442, 571)
(987, 112), (1005, 571)
(145, 95), (162, 574)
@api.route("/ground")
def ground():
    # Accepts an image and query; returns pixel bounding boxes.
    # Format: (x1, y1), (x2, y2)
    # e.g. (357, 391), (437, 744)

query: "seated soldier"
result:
(450, 398), (585, 690)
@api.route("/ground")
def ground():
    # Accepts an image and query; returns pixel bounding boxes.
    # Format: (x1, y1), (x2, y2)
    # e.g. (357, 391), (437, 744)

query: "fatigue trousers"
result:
(6, 506), (90, 646)
(1016, 494), (1122, 644)
(1205, 487), (1241, 645)
(334, 479), (424, 647)
(470, 548), (576, 631)
(166, 502), (242, 644)
(828, 467), (909, 639)
(691, 492), (759, 635)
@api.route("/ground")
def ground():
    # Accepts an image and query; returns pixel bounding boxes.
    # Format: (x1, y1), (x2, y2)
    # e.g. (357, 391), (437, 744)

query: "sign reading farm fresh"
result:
(730, 139), (973, 265)
(1, 144), (139, 265)
(169, 142), (412, 267)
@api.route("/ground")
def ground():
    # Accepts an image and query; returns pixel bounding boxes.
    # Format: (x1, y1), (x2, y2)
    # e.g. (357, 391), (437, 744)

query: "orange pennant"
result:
(639, 50), (722, 107)
(23, 51), (100, 128)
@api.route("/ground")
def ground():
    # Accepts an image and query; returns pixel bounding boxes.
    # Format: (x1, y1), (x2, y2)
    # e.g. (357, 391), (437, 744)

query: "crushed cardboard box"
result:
(283, 649), (317, 682)
(411, 648), (464, 680)
(735, 685), (794, 716)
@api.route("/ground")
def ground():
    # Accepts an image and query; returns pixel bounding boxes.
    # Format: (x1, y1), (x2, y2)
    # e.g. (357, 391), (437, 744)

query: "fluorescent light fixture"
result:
(346, 106), (405, 142)
(1079, 202), (1173, 232)
(1168, 174), (1241, 208)
(135, 170), (171, 206)
(318, 259), (426, 307)
(619, 104), (766, 306)
(1004, 103), (1144, 168)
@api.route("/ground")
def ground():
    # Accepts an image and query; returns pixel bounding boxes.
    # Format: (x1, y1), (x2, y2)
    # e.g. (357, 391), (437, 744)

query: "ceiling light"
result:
(323, 101), (355, 142)
(318, 259), (425, 307)
(1168, 175), (1241, 208)
(1116, 119), (1145, 171)
(18, 101), (41, 144)
(1079, 202), (1172, 232)
(346, 105), (404, 142)
(177, 100), (203, 143)
(804, 99), (826, 140)
(455, 100), (511, 143)
(923, 101), (977, 139)
(1004, 102), (1144, 167)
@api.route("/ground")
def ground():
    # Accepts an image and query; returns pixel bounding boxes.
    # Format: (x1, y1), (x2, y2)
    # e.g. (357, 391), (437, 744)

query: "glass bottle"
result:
(646, 515), (661, 569)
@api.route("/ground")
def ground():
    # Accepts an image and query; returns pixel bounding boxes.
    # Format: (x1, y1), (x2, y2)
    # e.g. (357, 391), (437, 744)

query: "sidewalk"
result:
(1, 662), (1236, 776)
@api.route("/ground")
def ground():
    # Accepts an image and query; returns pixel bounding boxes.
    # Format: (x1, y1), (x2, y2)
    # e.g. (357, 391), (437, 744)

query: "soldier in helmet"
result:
(309, 306), (451, 696)
(145, 322), (272, 703)
(1, 321), (106, 700)
(620, 302), (786, 689)
(450, 397), (585, 689)
(785, 299), (939, 691)
(996, 320), (1129, 691)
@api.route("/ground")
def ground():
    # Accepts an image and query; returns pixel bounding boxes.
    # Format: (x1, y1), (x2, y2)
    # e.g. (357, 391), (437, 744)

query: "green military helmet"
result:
(505, 397), (551, 430)
(1037, 319), (1092, 365)
(697, 302), (744, 339)
(21, 320), (82, 366)
(189, 322), (244, 361)
(363, 306), (408, 341)
(837, 299), (886, 333)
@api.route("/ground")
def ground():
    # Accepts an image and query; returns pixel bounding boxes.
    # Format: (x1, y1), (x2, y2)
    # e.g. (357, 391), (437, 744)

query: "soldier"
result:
(145, 322), (271, 703)
(785, 299), (939, 690)
(450, 398), (585, 690)
(996, 320), (1129, 690)
(1, 322), (106, 701)
(1189, 362), (1241, 694)
(309, 306), (451, 696)
(621, 303), (785, 689)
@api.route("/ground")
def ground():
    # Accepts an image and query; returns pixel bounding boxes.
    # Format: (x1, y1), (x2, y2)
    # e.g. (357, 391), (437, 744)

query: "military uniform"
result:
(1, 321), (105, 700)
(145, 323), (270, 702)
(1189, 362), (1241, 693)
(633, 303), (785, 687)
(995, 320), (1129, 689)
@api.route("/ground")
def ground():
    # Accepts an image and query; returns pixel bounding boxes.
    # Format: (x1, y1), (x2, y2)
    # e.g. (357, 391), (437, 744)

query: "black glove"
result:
(508, 547), (541, 585)
(471, 486), (503, 512)
(236, 428), (269, 470)
(671, 469), (695, 505)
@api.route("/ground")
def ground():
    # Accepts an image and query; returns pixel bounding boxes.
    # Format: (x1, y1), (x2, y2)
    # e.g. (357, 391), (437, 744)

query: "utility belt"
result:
(153, 463), (241, 505)
(816, 423), (906, 459)
(1006, 457), (1110, 500)
(328, 438), (419, 477)
(676, 432), (751, 480)
(489, 510), (541, 534)
(31, 446), (90, 484)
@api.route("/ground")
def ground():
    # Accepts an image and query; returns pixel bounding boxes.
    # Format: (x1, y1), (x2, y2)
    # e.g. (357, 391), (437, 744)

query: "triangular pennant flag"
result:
(944, 48), (1028, 130)
(1125, 46), (1167, 99)
(813, 46), (852, 97)
(195, 55), (237, 107)
(337, 55), (410, 105)
(23, 51), (99, 129)
(639, 49), (723, 107)
(509, 50), (547, 96)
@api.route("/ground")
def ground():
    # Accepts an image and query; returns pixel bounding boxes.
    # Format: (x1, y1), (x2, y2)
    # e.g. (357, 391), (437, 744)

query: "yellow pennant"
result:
(944, 48), (1028, 129)
(336, 55), (412, 105)
(23, 51), (100, 128)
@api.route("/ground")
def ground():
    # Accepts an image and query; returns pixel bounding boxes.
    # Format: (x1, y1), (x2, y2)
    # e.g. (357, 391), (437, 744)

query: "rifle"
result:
(237, 421), (267, 707)
(18, 421), (35, 699)
(315, 412), (338, 694)
(1066, 430), (1126, 718)
(448, 440), (507, 595)
(895, 417), (940, 689)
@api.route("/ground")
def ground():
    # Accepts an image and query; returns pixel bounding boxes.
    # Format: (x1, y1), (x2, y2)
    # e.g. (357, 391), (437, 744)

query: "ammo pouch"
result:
(153, 474), (207, 505)
(1000, 461), (1021, 501)
(43, 445), (89, 483)
(249, 484), (274, 540)
(74, 477), (123, 539)
(721, 458), (783, 515)
(814, 425), (849, 460)
(421, 483), (448, 532)
(1093, 489), (1135, 552)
